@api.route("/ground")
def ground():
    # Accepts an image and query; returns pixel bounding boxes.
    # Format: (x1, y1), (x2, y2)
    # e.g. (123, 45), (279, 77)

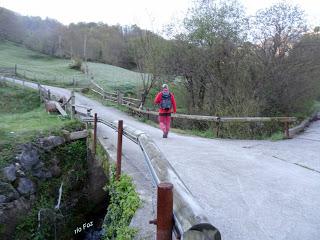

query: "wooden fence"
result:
(38, 83), (78, 118)
(89, 80), (297, 138)
(90, 80), (141, 107)
(0, 66), (16, 76)
(13, 64), (91, 88)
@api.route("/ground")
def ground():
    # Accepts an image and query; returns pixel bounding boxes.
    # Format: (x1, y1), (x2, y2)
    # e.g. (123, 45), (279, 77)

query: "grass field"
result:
(0, 41), (144, 91)
(0, 82), (79, 168)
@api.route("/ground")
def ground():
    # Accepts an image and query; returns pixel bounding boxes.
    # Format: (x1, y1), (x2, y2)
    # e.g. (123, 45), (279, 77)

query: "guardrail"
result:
(81, 114), (221, 239)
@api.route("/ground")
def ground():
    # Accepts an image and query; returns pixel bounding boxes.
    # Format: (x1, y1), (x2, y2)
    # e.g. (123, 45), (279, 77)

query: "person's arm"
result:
(154, 92), (162, 105)
(171, 93), (177, 113)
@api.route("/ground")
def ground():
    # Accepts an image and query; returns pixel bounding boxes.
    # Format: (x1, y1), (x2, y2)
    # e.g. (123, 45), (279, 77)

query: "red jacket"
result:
(154, 90), (177, 114)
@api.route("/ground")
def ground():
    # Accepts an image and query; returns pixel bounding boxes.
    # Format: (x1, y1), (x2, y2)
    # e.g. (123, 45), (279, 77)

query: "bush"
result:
(69, 57), (83, 71)
(103, 165), (140, 240)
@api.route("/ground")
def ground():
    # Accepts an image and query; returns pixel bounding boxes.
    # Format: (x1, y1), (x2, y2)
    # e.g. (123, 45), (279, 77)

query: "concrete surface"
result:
(3, 78), (320, 240)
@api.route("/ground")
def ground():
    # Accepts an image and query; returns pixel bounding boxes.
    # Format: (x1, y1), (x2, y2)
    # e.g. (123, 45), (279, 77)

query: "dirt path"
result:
(3, 78), (320, 240)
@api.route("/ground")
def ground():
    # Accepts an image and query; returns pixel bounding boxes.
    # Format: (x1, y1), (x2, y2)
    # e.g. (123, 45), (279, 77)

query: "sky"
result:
(1, 0), (319, 33)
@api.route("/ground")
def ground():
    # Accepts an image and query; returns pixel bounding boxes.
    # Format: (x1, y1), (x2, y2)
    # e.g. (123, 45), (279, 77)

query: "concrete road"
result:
(3, 78), (320, 240)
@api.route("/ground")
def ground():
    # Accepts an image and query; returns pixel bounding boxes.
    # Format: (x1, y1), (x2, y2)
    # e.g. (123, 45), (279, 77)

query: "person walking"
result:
(154, 84), (177, 138)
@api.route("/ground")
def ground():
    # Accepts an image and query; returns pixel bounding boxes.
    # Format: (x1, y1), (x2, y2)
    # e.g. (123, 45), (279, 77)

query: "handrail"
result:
(127, 105), (297, 123)
(90, 80), (296, 123)
(80, 115), (221, 239)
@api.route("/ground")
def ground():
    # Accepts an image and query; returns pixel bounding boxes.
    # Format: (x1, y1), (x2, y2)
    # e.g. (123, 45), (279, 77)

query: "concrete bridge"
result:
(2, 79), (320, 240)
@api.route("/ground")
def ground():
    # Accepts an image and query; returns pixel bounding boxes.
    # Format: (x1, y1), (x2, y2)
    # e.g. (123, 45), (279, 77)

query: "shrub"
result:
(103, 165), (140, 240)
(69, 57), (83, 71)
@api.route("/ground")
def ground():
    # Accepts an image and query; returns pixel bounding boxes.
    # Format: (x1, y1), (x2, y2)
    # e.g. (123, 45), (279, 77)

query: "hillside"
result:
(0, 41), (144, 92)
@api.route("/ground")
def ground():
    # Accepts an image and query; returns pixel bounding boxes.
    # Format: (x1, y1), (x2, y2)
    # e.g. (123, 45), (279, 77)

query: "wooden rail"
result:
(89, 80), (298, 138)
(0, 66), (16, 76)
(90, 80), (140, 107)
(289, 111), (319, 137)
(126, 105), (296, 123)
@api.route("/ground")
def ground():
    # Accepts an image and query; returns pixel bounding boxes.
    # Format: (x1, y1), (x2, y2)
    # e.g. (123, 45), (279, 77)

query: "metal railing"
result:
(81, 113), (221, 239)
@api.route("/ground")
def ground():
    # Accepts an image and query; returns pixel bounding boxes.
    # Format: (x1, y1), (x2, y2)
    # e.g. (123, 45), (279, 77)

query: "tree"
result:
(167, 0), (250, 114)
(129, 30), (167, 108)
(254, 1), (307, 61)
(253, 2), (311, 116)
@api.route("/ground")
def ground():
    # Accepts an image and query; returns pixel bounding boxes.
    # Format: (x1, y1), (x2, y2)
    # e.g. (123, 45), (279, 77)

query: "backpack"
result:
(160, 91), (172, 110)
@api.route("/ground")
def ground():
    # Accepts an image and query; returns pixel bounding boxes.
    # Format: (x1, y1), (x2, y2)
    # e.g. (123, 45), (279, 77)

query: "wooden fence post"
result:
(71, 91), (75, 119)
(14, 64), (17, 75)
(47, 90), (51, 100)
(117, 90), (123, 105)
(216, 119), (221, 138)
(37, 83), (42, 103)
(284, 121), (289, 139)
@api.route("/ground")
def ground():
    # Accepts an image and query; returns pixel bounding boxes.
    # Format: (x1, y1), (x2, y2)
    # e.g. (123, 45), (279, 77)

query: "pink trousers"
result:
(158, 115), (171, 134)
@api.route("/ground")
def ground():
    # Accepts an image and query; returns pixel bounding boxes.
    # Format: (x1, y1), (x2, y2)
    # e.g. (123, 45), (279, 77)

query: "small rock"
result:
(61, 130), (71, 141)
(0, 182), (20, 203)
(39, 136), (65, 150)
(0, 195), (6, 203)
(32, 161), (44, 171)
(50, 165), (61, 177)
(51, 156), (60, 165)
(16, 178), (36, 196)
(17, 144), (40, 171)
(2, 164), (17, 182)
(32, 168), (52, 180)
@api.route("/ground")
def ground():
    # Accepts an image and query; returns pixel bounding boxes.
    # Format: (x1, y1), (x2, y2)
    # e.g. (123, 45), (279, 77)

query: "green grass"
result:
(0, 41), (86, 86)
(0, 40), (145, 91)
(268, 131), (285, 141)
(0, 82), (40, 113)
(87, 61), (146, 92)
(0, 83), (79, 168)
(313, 100), (320, 112)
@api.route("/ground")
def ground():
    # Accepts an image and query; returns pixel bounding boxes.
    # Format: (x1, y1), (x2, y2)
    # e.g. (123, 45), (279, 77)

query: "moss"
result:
(96, 141), (110, 176)
(0, 224), (5, 235)
(14, 140), (88, 240)
(103, 165), (140, 240)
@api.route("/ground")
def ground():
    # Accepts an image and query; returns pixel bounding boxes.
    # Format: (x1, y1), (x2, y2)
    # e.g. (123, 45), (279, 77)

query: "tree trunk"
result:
(197, 77), (206, 111)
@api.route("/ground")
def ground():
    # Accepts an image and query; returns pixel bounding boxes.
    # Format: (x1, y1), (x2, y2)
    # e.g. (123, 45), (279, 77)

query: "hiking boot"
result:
(163, 132), (168, 138)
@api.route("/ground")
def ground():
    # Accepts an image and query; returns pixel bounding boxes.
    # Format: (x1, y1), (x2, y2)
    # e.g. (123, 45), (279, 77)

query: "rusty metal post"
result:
(284, 121), (289, 139)
(116, 120), (123, 181)
(151, 182), (173, 240)
(93, 113), (97, 155)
